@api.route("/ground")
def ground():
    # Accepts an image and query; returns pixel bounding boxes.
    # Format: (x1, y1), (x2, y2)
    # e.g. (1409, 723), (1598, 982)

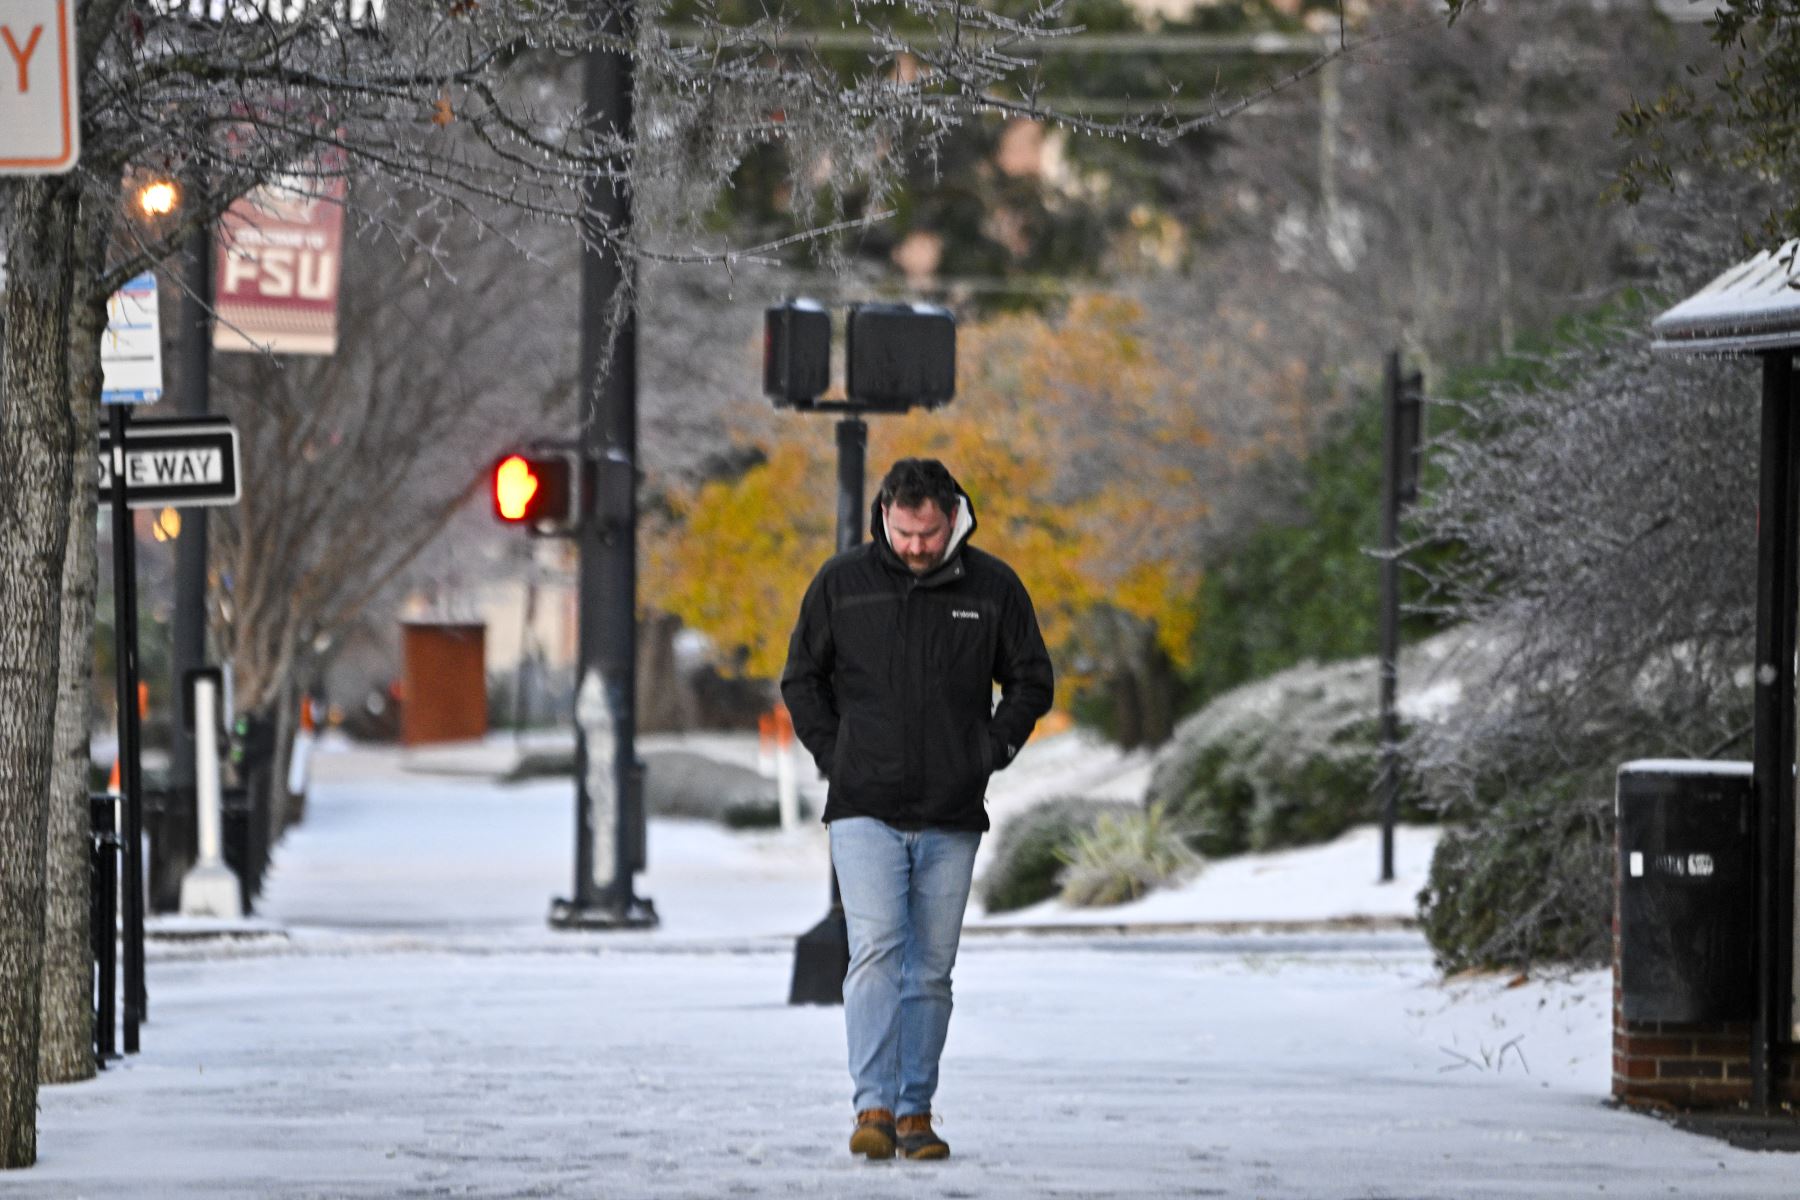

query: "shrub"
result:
(1057, 804), (1203, 908)
(1147, 639), (1448, 858)
(979, 796), (1134, 913)
(1151, 743), (1259, 858)
(1417, 776), (1612, 973)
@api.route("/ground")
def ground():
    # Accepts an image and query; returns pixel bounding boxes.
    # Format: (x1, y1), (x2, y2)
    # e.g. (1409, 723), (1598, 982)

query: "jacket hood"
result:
(871, 479), (977, 578)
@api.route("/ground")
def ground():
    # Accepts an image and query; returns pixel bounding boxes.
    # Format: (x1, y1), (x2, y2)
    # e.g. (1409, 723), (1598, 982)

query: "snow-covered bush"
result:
(1145, 632), (1464, 856)
(644, 752), (784, 827)
(1417, 778), (1612, 973)
(979, 797), (1135, 913)
(1409, 209), (1765, 969)
(1057, 804), (1203, 908)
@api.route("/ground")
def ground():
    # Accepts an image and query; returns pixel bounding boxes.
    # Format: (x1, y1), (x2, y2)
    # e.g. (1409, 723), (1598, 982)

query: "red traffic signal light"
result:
(492, 452), (577, 532)
(764, 299), (831, 408)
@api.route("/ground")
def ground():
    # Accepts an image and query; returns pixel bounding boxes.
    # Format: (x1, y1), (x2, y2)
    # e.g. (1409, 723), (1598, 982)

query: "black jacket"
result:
(780, 482), (1055, 832)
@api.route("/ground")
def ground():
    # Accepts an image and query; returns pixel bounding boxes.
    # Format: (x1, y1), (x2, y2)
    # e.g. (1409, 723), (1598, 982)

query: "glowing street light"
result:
(136, 179), (180, 218)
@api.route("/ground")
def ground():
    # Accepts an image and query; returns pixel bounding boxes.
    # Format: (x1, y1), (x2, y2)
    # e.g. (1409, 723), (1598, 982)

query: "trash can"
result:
(1617, 759), (1754, 1022)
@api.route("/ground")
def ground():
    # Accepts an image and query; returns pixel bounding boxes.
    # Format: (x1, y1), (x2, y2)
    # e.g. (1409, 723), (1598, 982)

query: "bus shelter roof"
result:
(1652, 241), (1800, 356)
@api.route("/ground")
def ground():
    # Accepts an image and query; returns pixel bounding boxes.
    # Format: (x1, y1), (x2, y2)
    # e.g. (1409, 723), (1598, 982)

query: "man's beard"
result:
(902, 548), (943, 574)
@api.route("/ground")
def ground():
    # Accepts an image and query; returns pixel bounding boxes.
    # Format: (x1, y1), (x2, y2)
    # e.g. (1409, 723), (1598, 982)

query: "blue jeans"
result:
(829, 817), (982, 1117)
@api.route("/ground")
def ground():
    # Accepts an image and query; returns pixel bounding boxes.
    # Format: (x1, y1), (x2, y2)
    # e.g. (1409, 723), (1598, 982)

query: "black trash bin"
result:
(1617, 759), (1754, 1022)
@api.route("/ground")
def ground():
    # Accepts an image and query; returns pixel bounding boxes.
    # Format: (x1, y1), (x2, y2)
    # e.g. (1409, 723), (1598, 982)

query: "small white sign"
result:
(101, 273), (163, 405)
(0, 0), (79, 174)
(1629, 852), (1644, 878)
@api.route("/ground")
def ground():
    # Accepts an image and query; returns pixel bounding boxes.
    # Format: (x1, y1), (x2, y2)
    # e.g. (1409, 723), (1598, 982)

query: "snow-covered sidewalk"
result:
(240, 730), (1435, 944)
(10, 737), (1796, 1196)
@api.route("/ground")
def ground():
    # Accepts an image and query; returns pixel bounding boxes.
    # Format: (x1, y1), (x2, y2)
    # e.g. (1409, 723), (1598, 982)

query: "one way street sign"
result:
(97, 416), (241, 508)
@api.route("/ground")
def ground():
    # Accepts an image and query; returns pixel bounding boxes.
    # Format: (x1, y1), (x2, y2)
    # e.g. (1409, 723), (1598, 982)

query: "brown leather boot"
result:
(849, 1108), (896, 1160)
(897, 1112), (949, 1160)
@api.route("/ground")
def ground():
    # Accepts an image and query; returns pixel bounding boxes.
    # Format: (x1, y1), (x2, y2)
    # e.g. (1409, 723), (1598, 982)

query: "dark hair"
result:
(878, 458), (958, 519)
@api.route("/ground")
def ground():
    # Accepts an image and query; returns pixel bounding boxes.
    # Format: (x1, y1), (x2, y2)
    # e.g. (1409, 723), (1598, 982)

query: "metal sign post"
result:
(104, 401), (147, 1053)
(1378, 351), (1423, 884)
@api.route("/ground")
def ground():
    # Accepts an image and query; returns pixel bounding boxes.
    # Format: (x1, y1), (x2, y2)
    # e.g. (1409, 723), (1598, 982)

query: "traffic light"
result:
(764, 299), (832, 408)
(846, 303), (955, 409)
(492, 452), (578, 533)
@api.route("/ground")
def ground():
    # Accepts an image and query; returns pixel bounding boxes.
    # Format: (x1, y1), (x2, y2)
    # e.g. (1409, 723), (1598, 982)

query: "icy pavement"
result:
(8, 738), (1798, 1196)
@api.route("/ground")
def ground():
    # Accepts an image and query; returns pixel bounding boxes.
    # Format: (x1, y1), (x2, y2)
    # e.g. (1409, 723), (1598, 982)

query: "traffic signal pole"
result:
(760, 302), (957, 1003)
(169, 202), (212, 883)
(550, 0), (655, 930)
(786, 416), (864, 1004)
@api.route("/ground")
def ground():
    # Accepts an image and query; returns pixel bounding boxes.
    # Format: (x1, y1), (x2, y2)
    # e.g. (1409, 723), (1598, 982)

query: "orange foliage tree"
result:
(644, 293), (1288, 730)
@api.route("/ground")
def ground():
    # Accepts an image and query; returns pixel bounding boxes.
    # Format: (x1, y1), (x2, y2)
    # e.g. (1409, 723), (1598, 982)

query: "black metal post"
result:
(168, 214), (213, 855)
(550, 0), (654, 929)
(787, 416), (866, 1005)
(1749, 350), (1798, 1111)
(829, 415), (865, 916)
(1378, 352), (1402, 884)
(108, 402), (147, 1052)
(1778, 351), (1800, 1095)
(836, 416), (867, 557)
(90, 793), (117, 1065)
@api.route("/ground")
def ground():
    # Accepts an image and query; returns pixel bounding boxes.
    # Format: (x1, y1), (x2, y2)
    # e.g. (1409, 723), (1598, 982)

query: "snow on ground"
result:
(976, 823), (1439, 929)
(8, 733), (1794, 1197)
(14, 942), (1789, 1198)
(238, 730), (1433, 941)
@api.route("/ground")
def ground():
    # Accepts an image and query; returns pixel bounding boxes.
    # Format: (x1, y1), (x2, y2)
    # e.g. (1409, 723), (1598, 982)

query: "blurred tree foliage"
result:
(1172, 303), (1637, 716)
(674, 0), (1338, 299)
(1178, 390), (1396, 709)
(644, 295), (1222, 686)
(1582, 0), (1799, 243)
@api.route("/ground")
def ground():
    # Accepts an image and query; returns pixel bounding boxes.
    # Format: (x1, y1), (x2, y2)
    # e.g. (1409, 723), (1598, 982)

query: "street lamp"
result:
(135, 179), (180, 219)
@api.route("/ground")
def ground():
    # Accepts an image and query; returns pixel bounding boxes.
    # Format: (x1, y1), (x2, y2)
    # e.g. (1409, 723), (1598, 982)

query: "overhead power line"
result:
(662, 27), (1331, 57)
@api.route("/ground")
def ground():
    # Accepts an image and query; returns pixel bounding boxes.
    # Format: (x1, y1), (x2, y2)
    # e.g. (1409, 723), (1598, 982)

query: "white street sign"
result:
(102, 273), (164, 405)
(97, 417), (242, 508)
(0, 0), (79, 175)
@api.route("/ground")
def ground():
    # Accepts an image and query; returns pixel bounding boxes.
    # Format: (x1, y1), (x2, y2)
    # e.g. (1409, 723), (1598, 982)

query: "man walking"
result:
(782, 457), (1054, 1161)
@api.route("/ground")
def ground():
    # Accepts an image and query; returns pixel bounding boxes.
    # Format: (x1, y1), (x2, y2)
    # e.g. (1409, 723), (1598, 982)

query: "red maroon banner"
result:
(214, 169), (346, 355)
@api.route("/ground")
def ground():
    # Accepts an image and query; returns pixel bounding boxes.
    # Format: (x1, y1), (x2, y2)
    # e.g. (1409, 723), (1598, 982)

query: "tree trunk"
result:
(271, 682), (300, 833)
(0, 177), (81, 1169)
(38, 187), (114, 1085)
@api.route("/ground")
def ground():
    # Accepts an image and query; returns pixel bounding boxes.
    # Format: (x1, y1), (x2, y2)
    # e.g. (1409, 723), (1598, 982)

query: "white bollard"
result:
(179, 675), (244, 919)
(776, 726), (799, 831)
(757, 712), (776, 778)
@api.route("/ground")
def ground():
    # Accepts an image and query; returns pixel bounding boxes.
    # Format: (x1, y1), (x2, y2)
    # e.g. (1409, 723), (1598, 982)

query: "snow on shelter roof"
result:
(1651, 240), (1800, 355)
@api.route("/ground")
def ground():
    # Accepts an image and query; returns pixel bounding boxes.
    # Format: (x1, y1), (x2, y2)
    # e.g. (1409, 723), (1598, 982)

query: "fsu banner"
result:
(214, 166), (346, 355)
